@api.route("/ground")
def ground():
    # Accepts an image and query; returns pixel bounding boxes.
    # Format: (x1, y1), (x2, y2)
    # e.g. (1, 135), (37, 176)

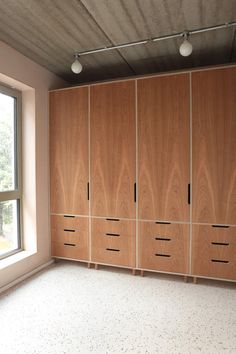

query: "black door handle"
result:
(188, 183), (191, 204)
(87, 182), (89, 200)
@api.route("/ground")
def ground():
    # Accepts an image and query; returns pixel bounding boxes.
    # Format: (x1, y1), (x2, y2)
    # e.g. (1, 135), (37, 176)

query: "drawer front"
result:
(139, 222), (189, 274)
(91, 218), (136, 267)
(52, 242), (88, 260)
(51, 229), (85, 245)
(51, 215), (89, 260)
(51, 214), (88, 232)
(192, 225), (236, 280)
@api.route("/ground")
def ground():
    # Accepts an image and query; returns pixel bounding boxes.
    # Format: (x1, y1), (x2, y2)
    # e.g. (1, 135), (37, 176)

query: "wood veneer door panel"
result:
(192, 68), (236, 225)
(91, 81), (136, 218)
(50, 88), (89, 215)
(138, 74), (190, 222)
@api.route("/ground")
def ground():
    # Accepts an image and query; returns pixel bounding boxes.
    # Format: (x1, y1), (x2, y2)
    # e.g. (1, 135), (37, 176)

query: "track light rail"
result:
(77, 21), (236, 57)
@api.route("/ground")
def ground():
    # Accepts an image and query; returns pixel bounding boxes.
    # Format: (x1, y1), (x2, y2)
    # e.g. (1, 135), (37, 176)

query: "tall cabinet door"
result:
(50, 88), (89, 215)
(91, 81), (136, 219)
(192, 68), (236, 225)
(138, 74), (190, 222)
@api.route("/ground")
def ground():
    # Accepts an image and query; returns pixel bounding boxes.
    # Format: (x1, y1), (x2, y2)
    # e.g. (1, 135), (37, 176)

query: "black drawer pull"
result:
(106, 218), (120, 221)
(106, 233), (120, 237)
(106, 248), (120, 252)
(211, 242), (229, 246)
(155, 237), (171, 241)
(64, 215), (75, 218)
(155, 253), (171, 257)
(64, 229), (75, 232)
(64, 243), (76, 247)
(211, 259), (229, 264)
(212, 225), (229, 228)
(155, 221), (171, 225)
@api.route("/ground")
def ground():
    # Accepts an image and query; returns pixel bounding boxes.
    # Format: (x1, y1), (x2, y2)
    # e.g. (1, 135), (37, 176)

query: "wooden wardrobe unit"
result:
(90, 81), (136, 267)
(138, 74), (190, 273)
(50, 88), (89, 261)
(50, 65), (236, 283)
(192, 67), (236, 281)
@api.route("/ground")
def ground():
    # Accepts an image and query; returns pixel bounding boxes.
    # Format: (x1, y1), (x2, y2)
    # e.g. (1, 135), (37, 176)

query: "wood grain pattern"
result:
(192, 224), (236, 280)
(91, 217), (136, 267)
(192, 68), (236, 224)
(50, 88), (89, 215)
(90, 81), (136, 218)
(139, 222), (189, 274)
(138, 74), (190, 222)
(51, 215), (89, 260)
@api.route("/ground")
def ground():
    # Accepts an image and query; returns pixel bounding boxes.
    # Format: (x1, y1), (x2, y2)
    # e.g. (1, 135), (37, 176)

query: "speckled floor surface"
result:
(0, 261), (236, 354)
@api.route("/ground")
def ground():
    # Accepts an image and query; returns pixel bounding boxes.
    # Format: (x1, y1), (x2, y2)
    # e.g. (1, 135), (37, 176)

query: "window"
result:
(0, 84), (22, 259)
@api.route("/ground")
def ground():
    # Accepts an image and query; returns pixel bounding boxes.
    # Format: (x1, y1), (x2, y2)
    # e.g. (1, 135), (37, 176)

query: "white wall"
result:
(0, 41), (67, 288)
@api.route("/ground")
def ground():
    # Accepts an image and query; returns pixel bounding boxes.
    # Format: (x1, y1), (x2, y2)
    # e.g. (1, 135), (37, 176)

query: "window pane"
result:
(0, 200), (20, 256)
(0, 92), (16, 192)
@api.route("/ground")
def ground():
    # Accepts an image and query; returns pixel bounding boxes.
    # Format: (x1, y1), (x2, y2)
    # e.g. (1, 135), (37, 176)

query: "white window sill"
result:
(0, 250), (36, 270)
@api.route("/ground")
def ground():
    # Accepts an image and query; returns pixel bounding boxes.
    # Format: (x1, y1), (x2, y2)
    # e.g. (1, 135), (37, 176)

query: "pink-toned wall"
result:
(0, 41), (67, 289)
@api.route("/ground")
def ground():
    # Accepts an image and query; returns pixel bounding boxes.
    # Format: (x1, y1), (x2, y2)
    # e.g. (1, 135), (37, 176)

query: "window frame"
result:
(0, 83), (22, 260)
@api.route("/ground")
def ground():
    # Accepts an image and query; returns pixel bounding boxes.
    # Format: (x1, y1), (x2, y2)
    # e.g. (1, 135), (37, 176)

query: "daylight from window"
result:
(0, 92), (19, 257)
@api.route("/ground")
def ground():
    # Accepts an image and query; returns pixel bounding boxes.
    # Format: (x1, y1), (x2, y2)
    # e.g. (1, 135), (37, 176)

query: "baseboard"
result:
(0, 259), (55, 295)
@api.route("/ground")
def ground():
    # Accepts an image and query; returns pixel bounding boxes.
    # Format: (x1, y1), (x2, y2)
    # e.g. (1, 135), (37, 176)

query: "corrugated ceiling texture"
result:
(0, 0), (235, 83)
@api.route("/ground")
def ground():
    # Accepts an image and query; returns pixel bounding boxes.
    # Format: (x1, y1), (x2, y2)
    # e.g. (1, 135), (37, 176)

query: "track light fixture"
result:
(71, 53), (83, 74)
(71, 21), (236, 74)
(179, 32), (193, 57)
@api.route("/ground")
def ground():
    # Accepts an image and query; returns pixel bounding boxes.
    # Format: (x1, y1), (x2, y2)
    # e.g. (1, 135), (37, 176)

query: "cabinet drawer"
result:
(192, 225), (236, 280)
(51, 215), (89, 260)
(51, 214), (88, 232)
(91, 218), (136, 267)
(51, 229), (85, 244)
(139, 222), (189, 274)
(52, 242), (88, 260)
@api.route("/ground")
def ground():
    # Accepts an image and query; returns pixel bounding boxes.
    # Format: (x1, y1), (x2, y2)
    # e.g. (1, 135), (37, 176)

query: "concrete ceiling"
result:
(0, 0), (235, 84)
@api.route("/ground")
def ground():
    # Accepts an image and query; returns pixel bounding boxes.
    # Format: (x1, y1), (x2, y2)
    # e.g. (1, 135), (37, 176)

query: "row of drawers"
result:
(51, 215), (236, 280)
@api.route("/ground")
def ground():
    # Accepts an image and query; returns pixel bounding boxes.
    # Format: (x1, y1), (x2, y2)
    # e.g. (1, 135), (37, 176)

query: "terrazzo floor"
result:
(0, 261), (236, 354)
